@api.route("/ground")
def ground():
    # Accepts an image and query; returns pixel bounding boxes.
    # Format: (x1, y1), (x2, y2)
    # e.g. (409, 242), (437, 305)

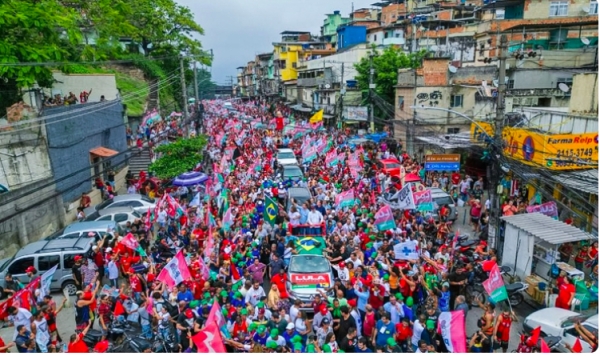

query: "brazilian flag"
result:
(264, 195), (278, 227)
(296, 236), (326, 255)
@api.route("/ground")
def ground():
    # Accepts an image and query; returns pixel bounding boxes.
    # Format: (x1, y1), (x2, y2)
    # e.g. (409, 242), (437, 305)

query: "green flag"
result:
(264, 195), (278, 227)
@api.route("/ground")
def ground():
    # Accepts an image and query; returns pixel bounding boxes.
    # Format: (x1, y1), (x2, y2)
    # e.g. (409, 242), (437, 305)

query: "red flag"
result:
(191, 323), (226, 353)
(121, 233), (139, 250)
(540, 338), (551, 353)
(530, 326), (541, 346)
(114, 300), (125, 316)
(144, 207), (152, 230)
(572, 338), (583, 353)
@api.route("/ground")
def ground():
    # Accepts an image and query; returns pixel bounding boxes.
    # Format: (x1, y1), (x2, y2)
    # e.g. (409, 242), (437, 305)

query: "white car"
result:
(523, 307), (598, 353)
(83, 207), (144, 228)
(84, 194), (156, 215)
(277, 148), (298, 166)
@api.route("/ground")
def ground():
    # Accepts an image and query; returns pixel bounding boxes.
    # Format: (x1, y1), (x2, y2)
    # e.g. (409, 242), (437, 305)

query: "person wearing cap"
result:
(252, 324), (268, 346)
(266, 328), (286, 347)
(315, 317), (333, 347)
(384, 337), (402, 353)
(282, 323), (299, 348)
(312, 304), (332, 333)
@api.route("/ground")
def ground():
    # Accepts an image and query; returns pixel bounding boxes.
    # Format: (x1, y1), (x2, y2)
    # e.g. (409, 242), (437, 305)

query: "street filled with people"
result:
(0, 100), (596, 353)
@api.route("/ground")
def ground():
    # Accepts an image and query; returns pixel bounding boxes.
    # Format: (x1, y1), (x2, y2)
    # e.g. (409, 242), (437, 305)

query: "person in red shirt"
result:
(493, 310), (517, 353)
(128, 269), (143, 299)
(363, 304), (376, 341)
(270, 269), (289, 299)
(68, 322), (91, 353)
(368, 279), (385, 310)
(451, 172), (460, 188)
(555, 276), (575, 309)
(395, 317), (413, 352)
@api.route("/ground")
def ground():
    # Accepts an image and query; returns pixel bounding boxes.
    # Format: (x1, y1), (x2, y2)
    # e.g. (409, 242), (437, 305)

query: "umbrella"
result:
(172, 171), (209, 187)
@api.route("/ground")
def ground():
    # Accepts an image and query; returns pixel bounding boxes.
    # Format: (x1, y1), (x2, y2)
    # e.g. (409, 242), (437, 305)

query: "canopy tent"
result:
(172, 171), (209, 187)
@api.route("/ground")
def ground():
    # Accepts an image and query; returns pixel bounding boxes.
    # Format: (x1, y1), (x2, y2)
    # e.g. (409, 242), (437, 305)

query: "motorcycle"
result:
(83, 319), (143, 351)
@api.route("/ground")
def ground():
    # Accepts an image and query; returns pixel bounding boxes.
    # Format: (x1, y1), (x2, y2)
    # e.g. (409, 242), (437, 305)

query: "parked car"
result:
(286, 254), (333, 312)
(277, 148), (298, 166)
(523, 307), (598, 353)
(377, 158), (404, 178)
(430, 187), (458, 222)
(84, 194), (155, 215)
(46, 220), (122, 243)
(0, 237), (95, 298)
(286, 187), (312, 211)
(278, 165), (304, 180)
(84, 207), (143, 228)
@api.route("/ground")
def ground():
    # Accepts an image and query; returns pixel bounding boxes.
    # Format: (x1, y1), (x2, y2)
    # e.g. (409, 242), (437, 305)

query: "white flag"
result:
(393, 240), (419, 260)
(40, 265), (58, 299)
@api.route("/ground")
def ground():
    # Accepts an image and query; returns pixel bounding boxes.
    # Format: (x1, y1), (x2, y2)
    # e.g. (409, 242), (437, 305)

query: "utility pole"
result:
(339, 62), (345, 129)
(369, 53), (375, 133)
(193, 62), (200, 104)
(179, 56), (189, 124)
(489, 34), (508, 249)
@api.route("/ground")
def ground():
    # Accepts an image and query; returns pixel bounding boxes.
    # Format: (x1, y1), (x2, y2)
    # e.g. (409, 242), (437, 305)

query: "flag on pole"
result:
(438, 310), (467, 353)
(144, 207), (153, 231)
(393, 240), (419, 260)
(540, 338), (551, 353)
(325, 150), (338, 167)
(40, 265), (58, 299)
(222, 207), (234, 230)
(191, 323), (227, 353)
(374, 205), (396, 231)
(157, 250), (192, 288)
(572, 338), (583, 353)
(121, 233), (140, 251)
(264, 195), (278, 227)
(309, 110), (324, 124)
(482, 263), (508, 303)
(335, 190), (355, 208)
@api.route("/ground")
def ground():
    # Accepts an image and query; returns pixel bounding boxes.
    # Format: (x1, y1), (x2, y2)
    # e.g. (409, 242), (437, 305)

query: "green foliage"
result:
(354, 46), (426, 104)
(149, 136), (208, 179)
(115, 73), (149, 117)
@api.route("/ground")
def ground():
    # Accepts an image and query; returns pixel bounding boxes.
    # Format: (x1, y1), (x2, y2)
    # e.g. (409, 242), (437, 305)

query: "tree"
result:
(149, 136), (207, 179)
(354, 46), (426, 104)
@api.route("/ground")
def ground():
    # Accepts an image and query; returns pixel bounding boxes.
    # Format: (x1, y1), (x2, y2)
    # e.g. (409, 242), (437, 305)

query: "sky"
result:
(177, 0), (376, 84)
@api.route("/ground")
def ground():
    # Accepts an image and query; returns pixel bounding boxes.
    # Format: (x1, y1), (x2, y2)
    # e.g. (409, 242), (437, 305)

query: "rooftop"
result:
(280, 31), (311, 35)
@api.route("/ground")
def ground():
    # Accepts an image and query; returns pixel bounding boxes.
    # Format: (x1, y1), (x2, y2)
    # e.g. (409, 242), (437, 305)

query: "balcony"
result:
(382, 37), (405, 46)
(298, 77), (325, 87)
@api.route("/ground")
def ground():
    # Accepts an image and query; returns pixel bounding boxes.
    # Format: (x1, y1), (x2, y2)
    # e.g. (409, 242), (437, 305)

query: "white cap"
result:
(92, 246), (98, 251)
(106, 247), (113, 252)
(286, 323), (295, 330)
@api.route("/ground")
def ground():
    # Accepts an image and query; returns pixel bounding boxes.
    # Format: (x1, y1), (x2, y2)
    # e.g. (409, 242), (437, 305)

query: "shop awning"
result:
(501, 213), (595, 245)
(553, 169), (598, 195)
(90, 146), (118, 157)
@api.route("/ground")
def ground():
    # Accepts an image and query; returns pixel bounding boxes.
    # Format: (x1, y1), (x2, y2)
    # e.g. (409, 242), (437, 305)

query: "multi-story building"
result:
(322, 11), (351, 48)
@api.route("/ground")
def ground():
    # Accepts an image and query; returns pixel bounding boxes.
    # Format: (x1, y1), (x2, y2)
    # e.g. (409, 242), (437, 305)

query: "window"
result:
(97, 215), (112, 221)
(549, 1), (568, 16)
(38, 255), (60, 272)
(114, 214), (129, 223)
(447, 127), (460, 134)
(398, 96), (405, 110)
(63, 254), (77, 270)
(8, 257), (35, 275)
(450, 94), (464, 108)
(556, 77), (573, 89)
(590, 1), (598, 14)
(507, 79), (515, 89)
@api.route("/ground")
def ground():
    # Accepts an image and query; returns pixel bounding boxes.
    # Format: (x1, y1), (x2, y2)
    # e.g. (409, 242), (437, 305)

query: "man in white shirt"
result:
(307, 205), (324, 235)
(8, 306), (32, 341)
(244, 280), (266, 307)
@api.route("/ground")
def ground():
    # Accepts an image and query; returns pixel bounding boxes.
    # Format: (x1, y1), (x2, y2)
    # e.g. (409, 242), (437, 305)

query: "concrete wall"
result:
(47, 72), (118, 103)
(305, 44), (370, 83)
(523, 0), (593, 19)
(43, 100), (128, 203)
(0, 130), (53, 190)
(0, 178), (65, 258)
(569, 73), (598, 116)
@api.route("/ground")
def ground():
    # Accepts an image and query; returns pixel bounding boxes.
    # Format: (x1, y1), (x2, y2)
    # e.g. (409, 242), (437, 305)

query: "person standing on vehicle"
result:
(493, 309), (517, 353)
(71, 256), (83, 291)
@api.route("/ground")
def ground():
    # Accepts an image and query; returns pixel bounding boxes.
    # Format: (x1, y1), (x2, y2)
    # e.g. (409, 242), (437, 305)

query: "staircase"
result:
(129, 147), (152, 177)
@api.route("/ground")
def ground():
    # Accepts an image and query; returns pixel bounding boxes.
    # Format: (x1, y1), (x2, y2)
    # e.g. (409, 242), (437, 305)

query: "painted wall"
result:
(274, 44), (302, 81)
(0, 130), (53, 190)
(337, 26), (367, 50)
(569, 73), (598, 116)
(43, 100), (128, 203)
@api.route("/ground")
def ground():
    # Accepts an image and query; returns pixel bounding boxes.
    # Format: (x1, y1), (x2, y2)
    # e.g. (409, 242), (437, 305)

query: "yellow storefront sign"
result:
(470, 123), (598, 171)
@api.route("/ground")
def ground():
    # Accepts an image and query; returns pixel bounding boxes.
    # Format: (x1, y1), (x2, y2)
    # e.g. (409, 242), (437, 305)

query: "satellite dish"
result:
(581, 37), (591, 45)
(448, 65), (458, 73)
(325, 84), (331, 89)
(482, 80), (488, 87)
(581, 6), (590, 13)
(493, 79), (499, 87)
(558, 83), (570, 92)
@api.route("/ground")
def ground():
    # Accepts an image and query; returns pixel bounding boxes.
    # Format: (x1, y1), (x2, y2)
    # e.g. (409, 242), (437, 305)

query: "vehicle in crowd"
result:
(278, 164), (304, 180)
(523, 307), (598, 353)
(84, 194), (156, 215)
(286, 187), (312, 211)
(45, 220), (122, 243)
(377, 158), (404, 178)
(430, 187), (458, 222)
(286, 254), (333, 312)
(0, 237), (94, 298)
(83, 207), (143, 228)
(277, 148), (298, 166)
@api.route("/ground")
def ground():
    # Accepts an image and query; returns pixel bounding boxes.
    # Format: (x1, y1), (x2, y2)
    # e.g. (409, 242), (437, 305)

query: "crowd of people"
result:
(2, 99), (596, 354)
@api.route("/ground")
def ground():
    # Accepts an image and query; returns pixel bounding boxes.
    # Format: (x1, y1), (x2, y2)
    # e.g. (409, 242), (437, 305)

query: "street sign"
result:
(425, 162), (460, 171)
(425, 154), (461, 162)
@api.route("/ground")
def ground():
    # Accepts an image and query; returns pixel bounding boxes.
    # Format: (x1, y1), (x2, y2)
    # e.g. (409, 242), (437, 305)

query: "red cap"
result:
(94, 340), (109, 353)
(348, 299), (357, 307)
(25, 266), (36, 273)
(128, 268), (135, 274)
(480, 241), (487, 246)
(338, 262), (345, 269)
(74, 256), (83, 262)
(147, 273), (155, 283)
(320, 305), (328, 315)
(185, 309), (194, 318)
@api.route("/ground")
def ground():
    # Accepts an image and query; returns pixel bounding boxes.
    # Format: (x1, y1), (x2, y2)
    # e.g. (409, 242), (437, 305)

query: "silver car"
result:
(84, 194), (156, 215)
(83, 207), (143, 228)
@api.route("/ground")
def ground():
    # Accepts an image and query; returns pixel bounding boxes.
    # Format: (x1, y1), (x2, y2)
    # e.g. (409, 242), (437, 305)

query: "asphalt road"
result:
(0, 208), (542, 352)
